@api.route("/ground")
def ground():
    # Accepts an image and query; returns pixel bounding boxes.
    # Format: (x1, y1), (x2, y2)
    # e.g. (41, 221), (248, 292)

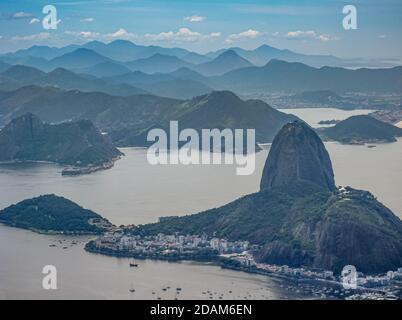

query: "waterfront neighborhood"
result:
(86, 231), (402, 300)
(86, 230), (255, 262)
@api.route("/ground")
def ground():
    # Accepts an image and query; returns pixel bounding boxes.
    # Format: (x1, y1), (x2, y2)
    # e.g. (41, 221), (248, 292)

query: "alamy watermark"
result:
(146, 121), (256, 176)
(341, 265), (358, 289)
(42, 265), (57, 290)
(343, 5), (357, 30)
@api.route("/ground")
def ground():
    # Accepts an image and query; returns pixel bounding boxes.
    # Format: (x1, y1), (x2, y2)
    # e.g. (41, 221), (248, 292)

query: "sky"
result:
(0, 0), (401, 60)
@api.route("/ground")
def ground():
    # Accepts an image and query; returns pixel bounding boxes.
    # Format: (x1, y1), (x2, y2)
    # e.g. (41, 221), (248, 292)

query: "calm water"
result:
(278, 108), (373, 128)
(0, 108), (400, 299)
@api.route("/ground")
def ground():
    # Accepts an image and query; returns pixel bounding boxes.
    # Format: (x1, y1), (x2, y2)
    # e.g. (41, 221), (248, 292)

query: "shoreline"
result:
(0, 221), (104, 236)
(84, 239), (401, 300)
(61, 157), (121, 176)
(0, 156), (122, 176)
(0, 221), (399, 300)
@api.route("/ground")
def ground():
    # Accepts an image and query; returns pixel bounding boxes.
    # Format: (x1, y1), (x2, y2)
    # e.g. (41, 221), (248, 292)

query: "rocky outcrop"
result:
(0, 113), (123, 170)
(256, 187), (402, 274)
(260, 121), (336, 192)
(320, 115), (402, 144)
(141, 121), (402, 274)
(0, 194), (112, 234)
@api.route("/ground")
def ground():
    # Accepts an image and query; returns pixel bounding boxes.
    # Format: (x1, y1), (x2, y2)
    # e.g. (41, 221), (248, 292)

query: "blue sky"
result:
(0, 0), (401, 60)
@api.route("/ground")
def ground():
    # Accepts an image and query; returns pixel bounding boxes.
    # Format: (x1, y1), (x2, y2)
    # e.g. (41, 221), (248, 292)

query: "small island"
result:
(0, 195), (113, 234)
(319, 115), (402, 144)
(0, 113), (123, 175)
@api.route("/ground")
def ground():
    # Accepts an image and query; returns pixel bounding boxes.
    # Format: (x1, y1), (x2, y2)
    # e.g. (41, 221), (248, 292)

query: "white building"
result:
(210, 238), (220, 250)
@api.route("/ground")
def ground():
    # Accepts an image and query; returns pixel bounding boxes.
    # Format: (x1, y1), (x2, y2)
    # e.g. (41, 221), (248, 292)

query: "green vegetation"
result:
(0, 195), (111, 234)
(135, 184), (402, 273)
(137, 186), (330, 245)
(0, 113), (122, 167)
(320, 115), (402, 144)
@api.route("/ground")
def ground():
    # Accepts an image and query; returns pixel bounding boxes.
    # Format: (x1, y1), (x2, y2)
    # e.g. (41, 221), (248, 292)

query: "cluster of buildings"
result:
(92, 231), (252, 258)
(255, 263), (402, 287)
(358, 268), (402, 288)
(90, 231), (401, 299)
(220, 252), (257, 268)
(255, 263), (335, 280)
(253, 262), (402, 299)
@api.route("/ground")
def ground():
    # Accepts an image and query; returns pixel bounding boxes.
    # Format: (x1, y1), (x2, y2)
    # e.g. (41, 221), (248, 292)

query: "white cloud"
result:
(64, 28), (136, 41)
(63, 27), (220, 44)
(12, 11), (35, 19)
(144, 28), (219, 43)
(184, 15), (206, 23)
(12, 33), (50, 41)
(103, 28), (138, 41)
(378, 34), (387, 39)
(64, 31), (99, 39)
(284, 30), (338, 42)
(226, 29), (261, 43)
(29, 18), (40, 25)
(81, 17), (95, 23)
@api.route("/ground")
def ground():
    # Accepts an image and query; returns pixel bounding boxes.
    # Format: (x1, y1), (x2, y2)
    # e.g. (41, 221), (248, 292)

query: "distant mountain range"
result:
(1, 40), (401, 98)
(48, 48), (112, 70)
(215, 59), (402, 94)
(0, 61), (11, 72)
(125, 53), (192, 74)
(192, 50), (253, 76)
(0, 45), (249, 76)
(0, 65), (147, 96)
(104, 67), (213, 99)
(207, 44), (343, 67)
(2, 40), (397, 73)
(1, 58), (402, 100)
(0, 87), (296, 147)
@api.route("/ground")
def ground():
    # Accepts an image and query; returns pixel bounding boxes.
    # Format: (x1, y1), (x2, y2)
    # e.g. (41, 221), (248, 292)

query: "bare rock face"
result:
(260, 120), (336, 192)
(255, 187), (402, 274)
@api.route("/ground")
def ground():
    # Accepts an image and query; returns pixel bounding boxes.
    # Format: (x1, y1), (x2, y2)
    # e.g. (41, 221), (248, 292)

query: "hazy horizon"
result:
(0, 0), (401, 61)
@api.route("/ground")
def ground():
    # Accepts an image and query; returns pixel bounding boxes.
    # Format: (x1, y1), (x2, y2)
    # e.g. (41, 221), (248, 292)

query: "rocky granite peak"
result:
(260, 120), (336, 192)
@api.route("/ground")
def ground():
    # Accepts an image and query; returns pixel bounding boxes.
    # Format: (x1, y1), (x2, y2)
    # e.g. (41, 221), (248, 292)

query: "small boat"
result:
(129, 283), (135, 293)
(129, 259), (139, 267)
